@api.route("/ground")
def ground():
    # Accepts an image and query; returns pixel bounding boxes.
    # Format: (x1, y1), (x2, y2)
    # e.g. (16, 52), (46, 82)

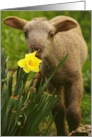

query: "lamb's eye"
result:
(24, 30), (28, 38)
(49, 31), (55, 38)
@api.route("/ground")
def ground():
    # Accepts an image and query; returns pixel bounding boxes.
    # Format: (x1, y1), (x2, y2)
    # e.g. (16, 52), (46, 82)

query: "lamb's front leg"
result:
(52, 100), (68, 136)
(47, 82), (68, 136)
(64, 76), (83, 132)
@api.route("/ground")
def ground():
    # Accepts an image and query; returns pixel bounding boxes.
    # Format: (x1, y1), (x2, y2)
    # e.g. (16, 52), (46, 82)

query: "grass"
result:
(1, 11), (91, 135)
(81, 93), (91, 125)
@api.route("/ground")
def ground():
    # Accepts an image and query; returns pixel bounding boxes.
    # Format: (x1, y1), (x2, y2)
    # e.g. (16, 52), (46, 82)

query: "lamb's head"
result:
(23, 17), (56, 59)
(3, 16), (77, 59)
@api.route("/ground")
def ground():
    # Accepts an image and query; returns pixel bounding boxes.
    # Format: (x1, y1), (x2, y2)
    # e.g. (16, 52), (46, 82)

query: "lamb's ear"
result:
(3, 16), (28, 30)
(53, 20), (77, 33)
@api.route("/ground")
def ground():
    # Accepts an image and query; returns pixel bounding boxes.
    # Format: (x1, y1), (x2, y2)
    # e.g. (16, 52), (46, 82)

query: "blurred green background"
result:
(1, 11), (91, 133)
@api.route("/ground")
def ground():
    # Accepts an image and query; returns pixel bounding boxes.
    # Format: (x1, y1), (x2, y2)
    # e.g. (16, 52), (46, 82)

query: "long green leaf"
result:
(1, 50), (5, 66)
(7, 74), (13, 97)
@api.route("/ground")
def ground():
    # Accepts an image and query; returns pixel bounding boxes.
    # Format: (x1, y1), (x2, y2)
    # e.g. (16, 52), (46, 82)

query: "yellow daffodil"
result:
(18, 51), (42, 73)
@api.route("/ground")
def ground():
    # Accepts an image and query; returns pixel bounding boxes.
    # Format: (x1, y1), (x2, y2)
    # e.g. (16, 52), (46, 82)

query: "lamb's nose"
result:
(32, 48), (41, 53)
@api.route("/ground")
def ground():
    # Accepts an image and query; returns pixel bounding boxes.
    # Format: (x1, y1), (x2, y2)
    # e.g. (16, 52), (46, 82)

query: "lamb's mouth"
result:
(32, 48), (42, 59)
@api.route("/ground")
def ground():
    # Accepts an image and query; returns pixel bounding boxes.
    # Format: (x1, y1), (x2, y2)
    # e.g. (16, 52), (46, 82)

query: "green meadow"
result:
(1, 11), (91, 135)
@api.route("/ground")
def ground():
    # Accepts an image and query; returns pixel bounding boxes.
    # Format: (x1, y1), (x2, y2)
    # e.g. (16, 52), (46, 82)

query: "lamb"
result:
(3, 15), (87, 136)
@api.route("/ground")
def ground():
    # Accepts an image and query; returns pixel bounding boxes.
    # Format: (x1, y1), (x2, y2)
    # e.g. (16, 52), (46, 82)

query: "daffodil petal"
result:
(25, 54), (29, 58)
(35, 58), (42, 64)
(30, 66), (39, 72)
(31, 51), (37, 56)
(25, 51), (37, 59)
(23, 65), (31, 73)
(27, 60), (40, 70)
(18, 59), (26, 68)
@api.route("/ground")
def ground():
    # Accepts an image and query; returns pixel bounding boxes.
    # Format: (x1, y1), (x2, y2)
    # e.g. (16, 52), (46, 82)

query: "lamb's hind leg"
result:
(47, 82), (68, 136)
(64, 77), (83, 132)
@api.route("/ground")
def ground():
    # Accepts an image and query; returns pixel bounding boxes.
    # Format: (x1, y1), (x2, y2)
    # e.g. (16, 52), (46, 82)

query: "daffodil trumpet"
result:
(18, 51), (42, 73)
